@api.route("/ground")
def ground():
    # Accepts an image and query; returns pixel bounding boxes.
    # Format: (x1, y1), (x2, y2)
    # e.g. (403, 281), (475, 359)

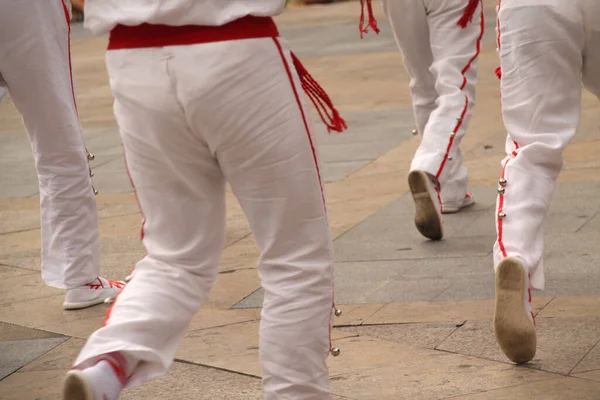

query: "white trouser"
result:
(0, 0), (100, 289)
(383, 0), (483, 203)
(493, 0), (600, 290)
(74, 37), (335, 399)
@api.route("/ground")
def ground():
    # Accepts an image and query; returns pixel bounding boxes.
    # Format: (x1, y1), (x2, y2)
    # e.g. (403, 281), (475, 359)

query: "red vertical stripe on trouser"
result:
(528, 274), (535, 324)
(495, 0), (503, 79)
(60, 0), (79, 115)
(460, 3), (485, 90)
(512, 140), (519, 157)
(496, 0), (502, 51)
(497, 158), (510, 258)
(97, 355), (127, 386)
(435, 2), (484, 179)
(60, 2), (95, 160)
(495, 2), (520, 156)
(436, 96), (468, 179)
(272, 39), (325, 210)
(272, 38), (335, 353)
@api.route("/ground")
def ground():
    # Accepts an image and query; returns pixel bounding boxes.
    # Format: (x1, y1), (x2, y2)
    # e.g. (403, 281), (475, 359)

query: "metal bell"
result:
(497, 187), (505, 194)
(498, 212), (506, 219)
(104, 296), (116, 304)
(89, 168), (94, 177)
(499, 178), (507, 186)
(125, 274), (133, 283)
(447, 157), (454, 161)
(412, 129), (418, 136)
(456, 116), (463, 122)
(93, 188), (99, 195)
(87, 153), (95, 161)
(334, 308), (342, 317)
(330, 348), (341, 357)
(450, 131), (456, 137)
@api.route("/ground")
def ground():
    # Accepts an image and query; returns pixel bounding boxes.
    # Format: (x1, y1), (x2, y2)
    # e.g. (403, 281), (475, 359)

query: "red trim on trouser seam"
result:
(457, 0), (481, 28)
(436, 96), (468, 179)
(460, 3), (485, 91)
(97, 354), (127, 387)
(272, 37), (335, 353)
(61, 1), (95, 164)
(511, 140), (519, 157)
(60, 0), (79, 115)
(495, 0), (503, 79)
(435, 3), (484, 179)
(273, 39), (326, 208)
(497, 158), (510, 258)
(528, 273), (535, 325)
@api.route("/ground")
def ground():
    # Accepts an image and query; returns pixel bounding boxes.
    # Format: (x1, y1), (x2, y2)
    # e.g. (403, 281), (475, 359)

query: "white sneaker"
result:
(63, 277), (126, 310)
(493, 257), (537, 364)
(441, 192), (475, 214)
(408, 170), (443, 240)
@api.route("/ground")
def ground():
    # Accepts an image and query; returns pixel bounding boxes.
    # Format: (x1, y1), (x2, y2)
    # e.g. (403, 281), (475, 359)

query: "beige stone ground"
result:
(2, 1), (600, 399)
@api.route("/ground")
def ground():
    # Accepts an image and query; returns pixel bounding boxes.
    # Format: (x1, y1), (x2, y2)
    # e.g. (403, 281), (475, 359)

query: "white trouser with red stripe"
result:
(0, 0), (100, 289)
(494, 0), (600, 291)
(382, 0), (483, 205)
(73, 37), (334, 399)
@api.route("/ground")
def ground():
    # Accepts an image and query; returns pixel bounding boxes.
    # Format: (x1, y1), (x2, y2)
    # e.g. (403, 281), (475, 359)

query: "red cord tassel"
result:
(291, 53), (348, 133)
(457, 0), (479, 28)
(359, 0), (380, 38)
(495, 66), (502, 80)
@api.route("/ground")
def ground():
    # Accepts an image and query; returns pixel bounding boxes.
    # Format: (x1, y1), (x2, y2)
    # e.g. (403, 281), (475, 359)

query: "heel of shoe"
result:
(493, 257), (537, 364)
(63, 370), (95, 400)
(408, 170), (443, 240)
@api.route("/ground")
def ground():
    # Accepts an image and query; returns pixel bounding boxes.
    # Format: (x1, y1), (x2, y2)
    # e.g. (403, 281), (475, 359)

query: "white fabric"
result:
(493, 0), (600, 291)
(74, 37), (334, 399)
(382, 0), (483, 205)
(82, 360), (122, 400)
(0, 0), (100, 289)
(83, 0), (287, 35)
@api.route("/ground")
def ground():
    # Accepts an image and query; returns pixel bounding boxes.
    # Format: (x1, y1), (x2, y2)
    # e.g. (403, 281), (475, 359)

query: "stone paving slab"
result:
(340, 322), (459, 349)
(363, 297), (553, 325)
(452, 377), (600, 400)
(328, 336), (553, 400)
(0, 107), (415, 197)
(234, 181), (600, 306)
(438, 317), (600, 375)
(574, 369), (600, 383)
(0, 337), (68, 373)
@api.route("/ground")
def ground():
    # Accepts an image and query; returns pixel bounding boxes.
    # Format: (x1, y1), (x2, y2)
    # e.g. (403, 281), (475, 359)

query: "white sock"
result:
(81, 359), (124, 400)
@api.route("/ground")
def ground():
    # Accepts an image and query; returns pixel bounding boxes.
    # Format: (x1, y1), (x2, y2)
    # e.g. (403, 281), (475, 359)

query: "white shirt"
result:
(84, 0), (286, 35)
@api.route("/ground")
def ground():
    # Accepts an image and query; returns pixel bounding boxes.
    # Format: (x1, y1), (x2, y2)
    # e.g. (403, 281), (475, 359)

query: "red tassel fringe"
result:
(291, 53), (348, 133)
(457, 0), (480, 28)
(359, 0), (380, 38)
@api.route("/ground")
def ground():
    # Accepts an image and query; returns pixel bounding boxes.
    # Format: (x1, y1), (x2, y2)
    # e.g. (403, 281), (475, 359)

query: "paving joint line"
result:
(568, 338), (600, 376)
